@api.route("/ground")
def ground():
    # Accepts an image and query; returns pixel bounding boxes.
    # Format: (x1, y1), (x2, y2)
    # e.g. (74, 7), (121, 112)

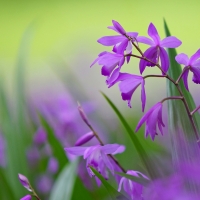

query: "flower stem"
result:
(161, 96), (183, 103)
(191, 105), (200, 116)
(175, 66), (190, 84)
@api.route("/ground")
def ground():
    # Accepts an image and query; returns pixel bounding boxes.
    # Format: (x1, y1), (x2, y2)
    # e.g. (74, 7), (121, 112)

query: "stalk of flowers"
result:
(91, 19), (200, 145)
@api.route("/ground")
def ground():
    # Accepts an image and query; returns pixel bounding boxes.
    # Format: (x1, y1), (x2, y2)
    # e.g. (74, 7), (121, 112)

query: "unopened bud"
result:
(75, 131), (94, 146)
(77, 102), (91, 127)
(18, 174), (32, 192)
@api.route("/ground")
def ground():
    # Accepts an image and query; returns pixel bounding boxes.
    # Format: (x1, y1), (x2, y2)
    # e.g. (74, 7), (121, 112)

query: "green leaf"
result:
(39, 114), (68, 173)
(101, 92), (159, 180)
(164, 19), (200, 193)
(114, 171), (150, 186)
(90, 167), (129, 200)
(49, 159), (79, 200)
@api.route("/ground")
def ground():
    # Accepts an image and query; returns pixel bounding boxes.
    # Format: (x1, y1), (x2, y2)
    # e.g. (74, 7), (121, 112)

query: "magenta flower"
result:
(137, 23), (182, 74)
(90, 51), (125, 77)
(135, 102), (165, 140)
(107, 72), (146, 111)
(65, 144), (125, 186)
(118, 170), (148, 200)
(47, 157), (59, 174)
(20, 195), (32, 200)
(18, 174), (32, 192)
(175, 49), (200, 90)
(98, 20), (138, 55)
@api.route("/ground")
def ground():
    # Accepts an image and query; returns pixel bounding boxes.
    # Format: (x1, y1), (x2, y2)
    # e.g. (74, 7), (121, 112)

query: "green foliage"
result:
(49, 159), (78, 200)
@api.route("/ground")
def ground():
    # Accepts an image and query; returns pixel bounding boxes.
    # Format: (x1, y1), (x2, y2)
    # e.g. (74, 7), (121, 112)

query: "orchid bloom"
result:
(137, 23), (182, 74)
(107, 72), (146, 111)
(135, 102), (165, 140)
(175, 49), (200, 91)
(65, 144), (125, 186)
(98, 20), (138, 56)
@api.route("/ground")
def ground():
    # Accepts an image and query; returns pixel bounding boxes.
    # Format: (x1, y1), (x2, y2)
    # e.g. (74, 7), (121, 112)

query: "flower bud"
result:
(18, 174), (32, 192)
(77, 102), (90, 127)
(20, 194), (32, 200)
(75, 132), (94, 146)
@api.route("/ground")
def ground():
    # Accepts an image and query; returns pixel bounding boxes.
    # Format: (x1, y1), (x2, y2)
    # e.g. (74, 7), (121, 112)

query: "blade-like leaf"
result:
(114, 171), (150, 186)
(39, 114), (68, 173)
(49, 159), (78, 200)
(101, 92), (159, 180)
(90, 167), (129, 200)
(164, 19), (200, 193)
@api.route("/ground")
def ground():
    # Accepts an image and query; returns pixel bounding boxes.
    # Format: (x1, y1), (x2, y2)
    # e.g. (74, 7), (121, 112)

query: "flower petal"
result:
(101, 144), (125, 155)
(160, 47), (169, 73)
(116, 39), (128, 54)
(112, 20), (126, 35)
(118, 177), (125, 192)
(101, 64), (117, 76)
(64, 146), (88, 156)
(189, 49), (200, 65)
(148, 23), (160, 44)
(182, 67), (190, 91)
(191, 66), (200, 84)
(160, 36), (182, 48)
(175, 53), (189, 66)
(141, 79), (146, 112)
(137, 36), (154, 46)
(97, 35), (125, 46)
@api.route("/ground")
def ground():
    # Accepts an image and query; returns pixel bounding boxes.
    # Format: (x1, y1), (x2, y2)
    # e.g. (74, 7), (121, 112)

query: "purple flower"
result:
(118, 170), (148, 200)
(98, 20), (138, 55)
(135, 102), (165, 140)
(65, 144), (125, 186)
(18, 174), (32, 192)
(75, 131), (94, 146)
(175, 49), (200, 90)
(20, 195), (32, 200)
(90, 51), (125, 77)
(33, 127), (47, 145)
(137, 23), (182, 74)
(107, 72), (146, 111)
(47, 157), (59, 174)
(36, 175), (53, 194)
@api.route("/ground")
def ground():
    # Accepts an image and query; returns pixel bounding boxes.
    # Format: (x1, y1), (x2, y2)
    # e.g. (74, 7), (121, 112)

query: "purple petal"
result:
(126, 32), (138, 38)
(18, 174), (31, 191)
(182, 67), (190, 91)
(98, 53), (122, 67)
(116, 39), (128, 54)
(97, 35), (125, 46)
(137, 36), (154, 46)
(189, 49), (200, 65)
(141, 79), (146, 112)
(90, 51), (107, 67)
(160, 47), (169, 73)
(101, 152), (114, 171)
(84, 146), (99, 159)
(148, 23), (160, 45)
(33, 127), (47, 145)
(160, 36), (182, 48)
(118, 177), (125, 192)
(75, 132), (94, 146)
(64, 146), (88, 156)
(139, 47), (157, 74)
(112, 20), (126, 35)
(175, 53), (189, 66)
(101, 64), (117, 76)
(126, 41), (132, 54)
(20, 195), (32, 200)
(48, 157), (59, 174)
(135, 103), (161, 132)
(101, 144), (124, 155)
(191, 66), (200, 84)
(106, 67), (121, 87)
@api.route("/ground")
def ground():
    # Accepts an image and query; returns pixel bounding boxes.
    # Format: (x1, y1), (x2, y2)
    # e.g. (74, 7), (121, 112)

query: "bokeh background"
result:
(1, 0), (200, 199)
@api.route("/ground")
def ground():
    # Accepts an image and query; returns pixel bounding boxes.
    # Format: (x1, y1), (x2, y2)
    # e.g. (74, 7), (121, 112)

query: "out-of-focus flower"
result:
(90, 51), (125, 78)
(137, 23), (182, 74)
(98, 20), (138, 55)
(75, 131), (94, 146)
(135, 102), (164, 140)
(175, 49), (200, 90)
(26, 147), (40, 168)
(107, 72), (146, 111)
(33, 127), (47, 145)
(118, 170), (148, 200)
(65, 144), (125, 186)
(36, 175), (53, 194)
(18, 174), (32, 192)
(47, 157), (59, 174)
(0, 133), (6, 167)
(20, 194), (32, 200)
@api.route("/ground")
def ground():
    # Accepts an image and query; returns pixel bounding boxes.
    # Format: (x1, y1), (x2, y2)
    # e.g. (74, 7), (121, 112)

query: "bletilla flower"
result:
(75, 131), (94, 146)
(137, 23), (182, 74)
(107, 72), (146, 111)
(65, 144), (125, 186)
(118, 170), (148, 200)
(90, 51), (125, 77)
(175, 49), (200, 90)
(135, 102), (165, 140)
(18, 174), (32, 192)
(98, 20), (138, 55)
(20, 195), (32, 200)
